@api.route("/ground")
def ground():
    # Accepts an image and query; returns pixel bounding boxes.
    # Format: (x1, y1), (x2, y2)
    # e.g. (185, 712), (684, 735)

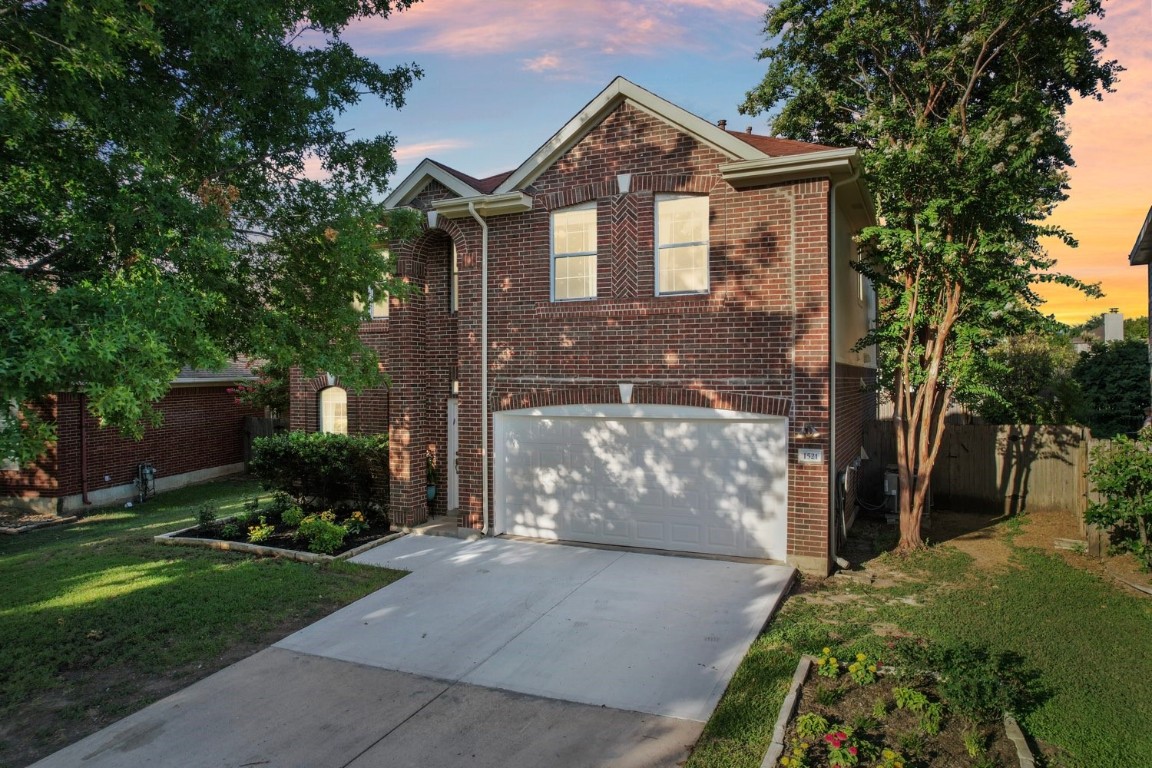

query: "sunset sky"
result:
(339, 0), (1151, 325)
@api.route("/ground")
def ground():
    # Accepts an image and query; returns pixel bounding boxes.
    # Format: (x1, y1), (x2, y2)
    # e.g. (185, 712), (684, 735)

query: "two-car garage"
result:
(493, 404), (788, 561)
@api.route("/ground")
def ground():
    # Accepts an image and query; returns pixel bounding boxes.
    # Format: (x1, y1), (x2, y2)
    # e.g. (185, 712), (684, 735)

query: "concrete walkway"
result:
(32, 537), (794, 768)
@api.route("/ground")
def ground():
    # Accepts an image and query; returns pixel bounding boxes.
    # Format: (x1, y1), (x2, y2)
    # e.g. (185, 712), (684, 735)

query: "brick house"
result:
(290, 78), (876, 575)
(1, 363), (261, 515)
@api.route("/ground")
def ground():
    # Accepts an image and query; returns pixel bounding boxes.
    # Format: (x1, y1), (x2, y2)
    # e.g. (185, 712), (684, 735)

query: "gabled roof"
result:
(384, 76), (863, 214)
(383, 158), (485, 209)
(1129, 205), (1152, 266)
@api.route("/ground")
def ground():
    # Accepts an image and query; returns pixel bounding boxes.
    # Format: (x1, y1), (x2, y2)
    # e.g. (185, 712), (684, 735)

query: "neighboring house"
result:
(1, 362), (262, 515)
(289, 78), (877, 575)
(1129, 204), (1152, 397)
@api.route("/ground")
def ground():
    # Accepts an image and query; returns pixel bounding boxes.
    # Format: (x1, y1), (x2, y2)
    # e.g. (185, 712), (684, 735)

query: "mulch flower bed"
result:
(179, 516), (393, 557)
(778, 649), (1023, 768)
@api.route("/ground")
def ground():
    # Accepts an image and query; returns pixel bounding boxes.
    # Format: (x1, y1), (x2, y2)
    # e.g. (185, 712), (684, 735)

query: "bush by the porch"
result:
(249, 431), (388, 510)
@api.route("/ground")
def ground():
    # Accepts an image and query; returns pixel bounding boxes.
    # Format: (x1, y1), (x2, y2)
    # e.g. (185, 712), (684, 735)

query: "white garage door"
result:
(493, 404), (788, 561)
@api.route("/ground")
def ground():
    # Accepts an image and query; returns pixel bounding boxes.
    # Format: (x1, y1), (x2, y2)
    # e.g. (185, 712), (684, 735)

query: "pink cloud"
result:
(522, 53), (563, 73)
(392, 138), (470, 162)
(343, 0), (765, 58)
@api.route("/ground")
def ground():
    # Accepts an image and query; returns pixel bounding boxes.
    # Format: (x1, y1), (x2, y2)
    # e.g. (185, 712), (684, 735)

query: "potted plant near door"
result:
(426, 449), (439, 514)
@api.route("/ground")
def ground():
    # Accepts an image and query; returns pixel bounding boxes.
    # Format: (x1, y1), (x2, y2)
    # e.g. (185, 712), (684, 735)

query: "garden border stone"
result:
(0, 516), (78, 535)
(155, 523), (405, 563)
(760, 655), (1038, 768)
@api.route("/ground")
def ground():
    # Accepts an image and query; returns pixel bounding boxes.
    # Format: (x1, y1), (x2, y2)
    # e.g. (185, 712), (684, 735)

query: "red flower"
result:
(848, 746), (858, 756)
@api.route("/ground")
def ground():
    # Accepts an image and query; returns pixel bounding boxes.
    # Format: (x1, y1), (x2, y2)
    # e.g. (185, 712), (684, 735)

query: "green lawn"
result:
(0, 478), (404, 768)
(687, 520), (1152, 768)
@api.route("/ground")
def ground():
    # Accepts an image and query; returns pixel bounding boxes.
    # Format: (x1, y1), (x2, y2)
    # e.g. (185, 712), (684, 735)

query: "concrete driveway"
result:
(32, 537), (794, 768)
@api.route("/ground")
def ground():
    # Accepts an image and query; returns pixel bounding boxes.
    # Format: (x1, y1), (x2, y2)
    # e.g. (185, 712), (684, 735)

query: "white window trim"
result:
(655, 193), (710, 296)
(551, 201), (598, 302)
(450, 243), (459, 314)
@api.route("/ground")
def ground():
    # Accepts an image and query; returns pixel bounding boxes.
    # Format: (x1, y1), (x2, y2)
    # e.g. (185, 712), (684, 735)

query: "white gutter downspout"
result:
(466, 201), (490, 535)
(829, 163), (860, 571)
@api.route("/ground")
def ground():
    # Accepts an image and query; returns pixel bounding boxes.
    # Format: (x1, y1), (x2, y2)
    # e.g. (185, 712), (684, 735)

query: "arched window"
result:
(318, 387), (348, 435)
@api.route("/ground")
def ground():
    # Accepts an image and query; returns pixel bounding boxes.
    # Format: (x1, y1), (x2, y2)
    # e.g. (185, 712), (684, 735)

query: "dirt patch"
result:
(923, 510), (1014, 570)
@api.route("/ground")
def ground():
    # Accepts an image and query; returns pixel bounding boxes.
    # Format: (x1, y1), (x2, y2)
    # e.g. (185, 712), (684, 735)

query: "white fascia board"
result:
(494, 77), (766, 194)
(723, 148), (875, 228)
(383, 158), (482, 209)
(720, 147), (860, 187)
(1129, 205), (1152, 266)
(433, 192), (533, 219)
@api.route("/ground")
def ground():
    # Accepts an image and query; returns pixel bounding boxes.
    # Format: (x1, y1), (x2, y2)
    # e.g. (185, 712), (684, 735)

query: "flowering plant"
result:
(876, 748), (905, 768)
(823, 730), (859, 768)
(847, 651), (878, 685)
(816, 647), (841, 678)
(343, 510), (369, 535)
(778, 740), (810, 768)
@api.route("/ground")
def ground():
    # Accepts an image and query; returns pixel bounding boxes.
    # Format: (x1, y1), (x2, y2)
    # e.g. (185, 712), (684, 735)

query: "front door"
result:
(447, 398), (459, 512)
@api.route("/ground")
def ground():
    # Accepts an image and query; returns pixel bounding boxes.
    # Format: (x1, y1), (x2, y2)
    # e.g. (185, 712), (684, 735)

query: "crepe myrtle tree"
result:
(0, 0), (423, 465)
(741, 0), (1118, 550)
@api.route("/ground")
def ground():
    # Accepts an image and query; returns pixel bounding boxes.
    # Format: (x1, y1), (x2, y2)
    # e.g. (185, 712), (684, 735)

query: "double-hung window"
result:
(655, 194), (709, 295)
(551, 202), (597, 301)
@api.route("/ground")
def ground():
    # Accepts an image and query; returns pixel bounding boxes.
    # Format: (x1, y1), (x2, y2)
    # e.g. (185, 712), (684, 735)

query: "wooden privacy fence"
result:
(862, 422), (1114, 519)
(243, 416), (288, 464)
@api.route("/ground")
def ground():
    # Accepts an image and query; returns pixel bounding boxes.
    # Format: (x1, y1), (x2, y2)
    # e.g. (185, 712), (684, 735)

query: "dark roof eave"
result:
(1129, 205), (1152, 266)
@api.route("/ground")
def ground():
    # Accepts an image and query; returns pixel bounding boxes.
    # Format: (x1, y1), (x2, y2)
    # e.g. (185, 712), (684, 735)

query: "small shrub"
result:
(871, 699), (888, 720)
(220, 520), (241, 539)
(795, 713), (830, 741)
(815, 685), (847, 707)
(297, 511), (347, 554)
(933, 644), (1036, 723)
(243, 496), (260, 515)
(281, 505), (305, 528)
(266, 491), (293, 522)
(962, 726), (986, 758)
(195, 504), (218, 527)
(1086, 427), (1152, 569)
(920, 701), (944, 736)
(250, 431), (388, 509)
(893, 687), (928, 712)
(247, 516), (275, 544)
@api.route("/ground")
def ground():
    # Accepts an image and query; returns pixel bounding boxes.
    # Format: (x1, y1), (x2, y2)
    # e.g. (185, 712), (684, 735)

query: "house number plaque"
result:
(798, 448), (824, 464)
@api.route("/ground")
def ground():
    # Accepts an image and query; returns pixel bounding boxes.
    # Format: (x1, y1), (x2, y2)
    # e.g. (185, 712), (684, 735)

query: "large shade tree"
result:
(742, 0), (1118, 549)
(1, 0), (421, 464)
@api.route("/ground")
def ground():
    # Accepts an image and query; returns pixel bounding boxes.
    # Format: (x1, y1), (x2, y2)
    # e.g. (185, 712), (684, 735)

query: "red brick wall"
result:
(289, 102), (857, 570)
(1, 387), (260, 502)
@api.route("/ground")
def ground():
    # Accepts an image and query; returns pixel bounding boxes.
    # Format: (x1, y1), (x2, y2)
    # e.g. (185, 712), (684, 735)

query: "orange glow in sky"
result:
(1036, 0), (1152, 324)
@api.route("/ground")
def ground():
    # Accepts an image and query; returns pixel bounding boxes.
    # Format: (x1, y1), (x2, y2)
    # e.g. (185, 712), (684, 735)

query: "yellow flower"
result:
(869, 664), (878, 672)
(822, 647), (831, 655)
(793, 747), (804, 756)
(801, 743), (810, 749)
(817, 657), (826, 665)
(779, 757), (789, 766)
(829, 657), (837, 664)
(856, 653), (867, 661)
(882, 750), (895, 759)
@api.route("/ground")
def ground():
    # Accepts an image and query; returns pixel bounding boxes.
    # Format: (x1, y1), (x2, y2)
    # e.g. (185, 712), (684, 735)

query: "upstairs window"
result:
(318, 387), (348, 435)
(551, 202), (597, 301)
(352, 287), (389, 319)
(655, 194), (709, 295)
